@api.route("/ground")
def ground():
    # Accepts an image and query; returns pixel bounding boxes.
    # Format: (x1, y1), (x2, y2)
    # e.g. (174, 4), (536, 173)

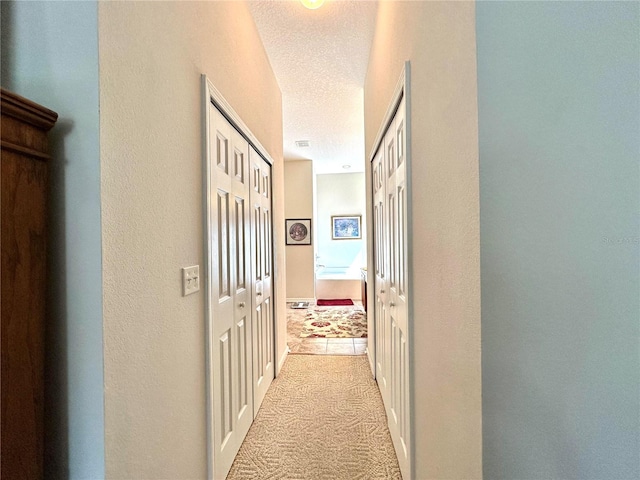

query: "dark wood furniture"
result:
(1, 88), (57, 479)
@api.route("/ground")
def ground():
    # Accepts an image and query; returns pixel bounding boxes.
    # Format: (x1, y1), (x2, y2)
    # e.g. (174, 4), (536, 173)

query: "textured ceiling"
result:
(248, 0), (378, 173)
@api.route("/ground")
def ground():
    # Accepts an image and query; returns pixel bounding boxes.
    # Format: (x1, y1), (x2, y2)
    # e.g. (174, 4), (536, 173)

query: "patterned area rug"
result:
(301, 308), (367, 338)
(226, 355), (401, 480)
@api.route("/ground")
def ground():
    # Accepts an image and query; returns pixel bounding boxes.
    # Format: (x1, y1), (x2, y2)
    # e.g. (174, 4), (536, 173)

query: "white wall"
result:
(315, 173), (366, 271)
(98, 2), (284, 477)
(477, 2), (640, 478)
(284, 160), (315, 300)
(1, 1), (105, 477)
(365, 2), (482, 478)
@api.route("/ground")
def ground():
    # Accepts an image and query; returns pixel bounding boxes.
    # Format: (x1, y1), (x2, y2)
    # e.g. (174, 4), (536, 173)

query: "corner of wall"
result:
(283, 160), (316, 299)
(2, 1), (106, 477)
(365, 2), (482, 478)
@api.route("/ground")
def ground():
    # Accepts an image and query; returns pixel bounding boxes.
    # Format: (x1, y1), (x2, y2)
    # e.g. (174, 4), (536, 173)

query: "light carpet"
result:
(226, 355), (402, 480)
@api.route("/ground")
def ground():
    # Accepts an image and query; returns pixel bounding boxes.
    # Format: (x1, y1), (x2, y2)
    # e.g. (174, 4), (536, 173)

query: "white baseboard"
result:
(367, 349), (375, 378)
(276, 346), (289, 376)
(315, 280), (361, 301)
(286, 298), (315, 303)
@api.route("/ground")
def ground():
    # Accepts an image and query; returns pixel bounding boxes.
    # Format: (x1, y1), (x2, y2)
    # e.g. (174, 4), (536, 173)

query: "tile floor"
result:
(287, 302), (368, 355)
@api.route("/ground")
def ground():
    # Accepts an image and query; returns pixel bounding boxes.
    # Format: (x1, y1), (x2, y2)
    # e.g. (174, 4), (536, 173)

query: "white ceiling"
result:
(248, 0), (378, 174)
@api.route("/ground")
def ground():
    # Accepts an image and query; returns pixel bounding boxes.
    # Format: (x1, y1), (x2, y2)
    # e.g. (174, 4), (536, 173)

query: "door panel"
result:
(217, 190), (231, 299)
(236, 316), (249, 419)
(250, 146), (274, 416)
(209, 106), (253, 479)
(382, 117), (397, 423)
(394, 99), (408, 335)
(235, 198), (246, 290)
(229, 127), (253, 442)
(372, 147), (388, 402)
(219, 330), (232, 448)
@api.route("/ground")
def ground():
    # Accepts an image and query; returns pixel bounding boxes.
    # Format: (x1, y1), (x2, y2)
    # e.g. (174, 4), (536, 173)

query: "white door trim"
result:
(202, 77), (276, 168)
(368, 63), (410, 162)
(367, 62), (411, 376)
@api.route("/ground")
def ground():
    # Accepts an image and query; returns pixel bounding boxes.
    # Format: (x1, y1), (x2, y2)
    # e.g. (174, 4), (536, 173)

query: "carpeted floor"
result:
(226, 355), (402, 480)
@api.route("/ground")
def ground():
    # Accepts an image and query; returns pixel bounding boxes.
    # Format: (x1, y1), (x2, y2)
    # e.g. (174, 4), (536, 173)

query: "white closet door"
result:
(249, 146), (274, 414)
(387, 97), (409, 468)
(373, 147), (389, 404)
(372, 95), (410, 477)
(209, 106), (253, 480)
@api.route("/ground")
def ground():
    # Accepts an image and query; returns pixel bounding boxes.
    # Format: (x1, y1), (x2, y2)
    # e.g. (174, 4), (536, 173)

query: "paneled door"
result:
(371, 83), (410, 478)
(204, 76), (277, 480)
(249, 146), (274, 415)
(372, 147), (389, 404)
(385, 96), (409, 469)
(208, 106), (254, 480)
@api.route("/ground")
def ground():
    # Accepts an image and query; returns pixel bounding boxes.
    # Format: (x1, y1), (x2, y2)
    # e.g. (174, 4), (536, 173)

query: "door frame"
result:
(201, 75), (277, 480)
(365, 61), (413, 478)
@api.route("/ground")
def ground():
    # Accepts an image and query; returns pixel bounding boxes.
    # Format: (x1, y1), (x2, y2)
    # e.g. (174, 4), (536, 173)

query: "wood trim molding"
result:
(1, 140), (51, 161)
(1, 88), (58, 131)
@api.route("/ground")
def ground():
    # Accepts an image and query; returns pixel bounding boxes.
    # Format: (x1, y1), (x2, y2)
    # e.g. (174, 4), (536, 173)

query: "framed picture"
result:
(332, 215), (362, 240)
(285, 218), (312, 245)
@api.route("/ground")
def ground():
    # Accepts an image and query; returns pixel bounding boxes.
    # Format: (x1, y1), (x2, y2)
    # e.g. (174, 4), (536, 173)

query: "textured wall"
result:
(284, 160), (315, 300)
(477, 2), (640, 478)
(98, 1), (283, 477)
(316, 173), (366, 270)
(0, 1), (105, 477)
(365, 2), (482, 478)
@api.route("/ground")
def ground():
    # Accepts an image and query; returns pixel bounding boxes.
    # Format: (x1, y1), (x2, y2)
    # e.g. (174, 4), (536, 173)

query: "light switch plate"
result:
(182, 265), (200, 296)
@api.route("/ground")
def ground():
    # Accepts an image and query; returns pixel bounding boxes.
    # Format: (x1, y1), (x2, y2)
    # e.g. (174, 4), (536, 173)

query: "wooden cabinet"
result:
(1, 88), (57, 479)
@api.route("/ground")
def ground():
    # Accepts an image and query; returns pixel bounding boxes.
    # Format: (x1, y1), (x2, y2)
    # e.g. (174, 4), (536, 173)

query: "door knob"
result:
(390, 302), (396, 307)
(380, 289), (385, 294)
(239, 302), (245, 308)
(257, 292), (262, 296)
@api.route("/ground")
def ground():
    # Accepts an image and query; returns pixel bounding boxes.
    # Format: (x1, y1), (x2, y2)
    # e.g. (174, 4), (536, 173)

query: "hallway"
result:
(226, 354), (401, 480)
(2, 0), (637, 478)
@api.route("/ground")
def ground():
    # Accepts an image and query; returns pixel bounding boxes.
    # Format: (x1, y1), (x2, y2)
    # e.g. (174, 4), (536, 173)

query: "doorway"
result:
(314, 172), (366, 301)
(284, 167), (368, 356)
(202, 76), (276, 480)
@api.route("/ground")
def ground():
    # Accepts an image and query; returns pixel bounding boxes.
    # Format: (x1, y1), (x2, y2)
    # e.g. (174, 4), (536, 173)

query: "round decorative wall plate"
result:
(289, 222), (308, 241)
(285, 219), (312, 245)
